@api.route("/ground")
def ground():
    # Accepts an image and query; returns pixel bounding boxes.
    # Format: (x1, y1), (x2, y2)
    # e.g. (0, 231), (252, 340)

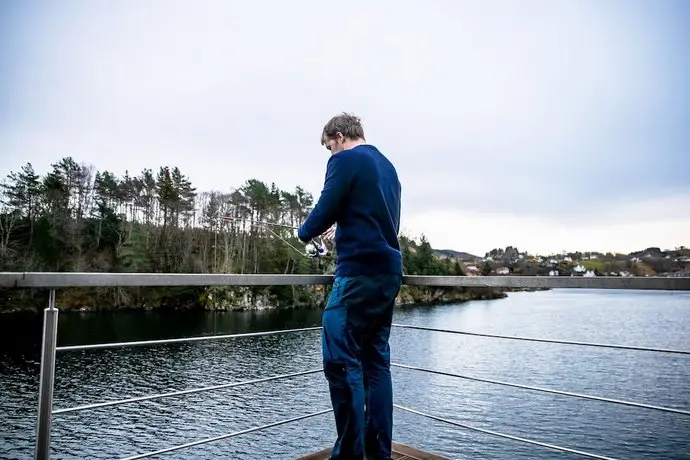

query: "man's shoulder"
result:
(336, 144), (398, 177)
(346, 144), (394, 165)
(329, 144), (375, 167)
(327, 150), (357, 171)
(348, 143), (380, 156)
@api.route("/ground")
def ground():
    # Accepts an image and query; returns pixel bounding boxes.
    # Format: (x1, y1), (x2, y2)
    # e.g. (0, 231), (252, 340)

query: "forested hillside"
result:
(0, 157), (497, 312)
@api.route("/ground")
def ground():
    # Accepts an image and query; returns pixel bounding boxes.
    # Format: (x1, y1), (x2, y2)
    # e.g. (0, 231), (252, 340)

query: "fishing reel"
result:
(305, 239), (328, 258)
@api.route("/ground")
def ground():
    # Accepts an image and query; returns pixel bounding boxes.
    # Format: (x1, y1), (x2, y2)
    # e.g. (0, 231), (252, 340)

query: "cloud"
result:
(1, 0), (688, 253)
(403, 192), (690, 256)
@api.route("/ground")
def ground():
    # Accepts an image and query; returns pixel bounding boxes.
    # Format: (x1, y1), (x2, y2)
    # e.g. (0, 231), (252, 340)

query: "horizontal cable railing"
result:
(391, 324), (690, 355)
(6, 272), (687, 460)
(53, 368), (322, 415)
(119, 408), (333, 460)
(392, 363), (690, 416)
(394, 404), (618, 460)
(56, 326), (322, 352)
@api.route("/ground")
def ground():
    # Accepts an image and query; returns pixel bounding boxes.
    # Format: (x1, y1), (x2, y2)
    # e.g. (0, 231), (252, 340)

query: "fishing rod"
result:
(221, 216), (329, 258)
(221, 216), (298, 230)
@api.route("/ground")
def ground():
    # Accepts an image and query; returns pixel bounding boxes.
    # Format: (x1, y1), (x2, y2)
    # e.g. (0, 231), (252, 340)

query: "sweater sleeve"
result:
(298, 155), (354, 242)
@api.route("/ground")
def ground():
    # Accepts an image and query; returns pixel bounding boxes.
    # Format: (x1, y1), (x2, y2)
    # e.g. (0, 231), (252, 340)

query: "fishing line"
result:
(221, 216), (298, 231)
(263, 225), (306, 256)
(221, 216), (329, 259)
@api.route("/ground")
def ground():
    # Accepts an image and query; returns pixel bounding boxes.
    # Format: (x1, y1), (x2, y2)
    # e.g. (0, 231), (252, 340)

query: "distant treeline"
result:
(479, 246), (690, 276)
(0, 157), (496, 312)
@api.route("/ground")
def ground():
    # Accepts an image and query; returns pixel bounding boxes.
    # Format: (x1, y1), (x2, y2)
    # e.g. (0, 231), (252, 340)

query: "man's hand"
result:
(322, 225), (336, 241)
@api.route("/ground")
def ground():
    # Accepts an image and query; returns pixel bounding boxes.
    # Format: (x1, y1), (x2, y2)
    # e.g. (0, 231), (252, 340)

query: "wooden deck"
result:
(298, 441), (450, 460)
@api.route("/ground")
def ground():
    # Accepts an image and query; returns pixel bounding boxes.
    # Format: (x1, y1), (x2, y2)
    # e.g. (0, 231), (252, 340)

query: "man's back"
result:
(297, 143), (402, 277)
(332, 144), (402, 277)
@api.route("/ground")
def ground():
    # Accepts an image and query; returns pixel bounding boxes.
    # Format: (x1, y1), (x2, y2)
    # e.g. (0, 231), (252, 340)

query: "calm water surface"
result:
(1, 289), (689, 459)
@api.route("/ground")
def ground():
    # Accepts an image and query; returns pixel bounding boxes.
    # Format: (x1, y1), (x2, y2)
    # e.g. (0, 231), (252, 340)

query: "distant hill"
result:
(433, 249), (481, 261)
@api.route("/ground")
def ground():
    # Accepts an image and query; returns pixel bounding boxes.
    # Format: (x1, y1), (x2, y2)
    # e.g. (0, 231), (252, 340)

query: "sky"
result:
(1, 0), (688, 257)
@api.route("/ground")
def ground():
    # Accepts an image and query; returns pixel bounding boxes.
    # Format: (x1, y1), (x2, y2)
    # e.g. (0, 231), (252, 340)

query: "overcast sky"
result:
(1, 0), (688, 256)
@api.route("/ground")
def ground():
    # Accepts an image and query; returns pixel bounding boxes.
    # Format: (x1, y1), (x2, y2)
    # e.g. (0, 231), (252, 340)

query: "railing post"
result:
(35, 290), (58, 460)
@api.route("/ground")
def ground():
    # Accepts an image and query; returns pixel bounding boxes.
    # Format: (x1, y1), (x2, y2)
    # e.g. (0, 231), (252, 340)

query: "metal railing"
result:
(1, 272), (689, 460)
(2, 272), (689, 290)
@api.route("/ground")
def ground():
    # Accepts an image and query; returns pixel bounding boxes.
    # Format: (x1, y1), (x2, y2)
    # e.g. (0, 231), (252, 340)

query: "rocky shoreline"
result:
(199, 285), (508, 312)
(0, 285), (510, 314)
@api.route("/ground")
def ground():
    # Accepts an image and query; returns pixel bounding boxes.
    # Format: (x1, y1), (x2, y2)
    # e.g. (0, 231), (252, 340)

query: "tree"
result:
(480, 261), (492, 276)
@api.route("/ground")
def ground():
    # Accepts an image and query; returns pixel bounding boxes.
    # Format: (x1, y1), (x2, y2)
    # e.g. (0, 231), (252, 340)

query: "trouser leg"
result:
(322, 279), (365, 460)
(321, 274), (401, 460)
(363, 308), (394, 460)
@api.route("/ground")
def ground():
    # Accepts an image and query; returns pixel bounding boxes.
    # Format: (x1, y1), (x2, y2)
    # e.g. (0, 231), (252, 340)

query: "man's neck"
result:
(340, 138), (366, 151)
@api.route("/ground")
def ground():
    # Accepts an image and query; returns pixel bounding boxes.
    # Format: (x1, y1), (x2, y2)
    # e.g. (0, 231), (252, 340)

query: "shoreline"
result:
(0, 286), (521, 315)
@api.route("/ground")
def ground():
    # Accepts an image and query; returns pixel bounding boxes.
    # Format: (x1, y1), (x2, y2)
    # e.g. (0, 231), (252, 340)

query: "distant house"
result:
(548, 270), (559, 276)
(563, 256), (572, 262)
(572, 264), (587, 275)
(583, 270), (596, 277)
(495, 267), (509, 275)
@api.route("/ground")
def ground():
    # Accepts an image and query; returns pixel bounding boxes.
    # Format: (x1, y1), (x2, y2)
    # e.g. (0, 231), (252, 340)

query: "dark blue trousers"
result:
(321, 274), (402, 460)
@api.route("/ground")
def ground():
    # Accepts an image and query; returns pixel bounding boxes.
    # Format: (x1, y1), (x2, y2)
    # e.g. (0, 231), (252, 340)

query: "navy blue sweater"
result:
(298, 144), (402, 277)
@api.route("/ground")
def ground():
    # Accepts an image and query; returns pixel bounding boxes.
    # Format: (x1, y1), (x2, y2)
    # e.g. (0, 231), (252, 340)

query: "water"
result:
(1, 289), (689, 460)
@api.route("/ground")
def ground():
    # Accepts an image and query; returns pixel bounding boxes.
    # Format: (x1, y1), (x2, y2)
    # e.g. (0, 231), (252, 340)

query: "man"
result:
(298, 113), (403, 460)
